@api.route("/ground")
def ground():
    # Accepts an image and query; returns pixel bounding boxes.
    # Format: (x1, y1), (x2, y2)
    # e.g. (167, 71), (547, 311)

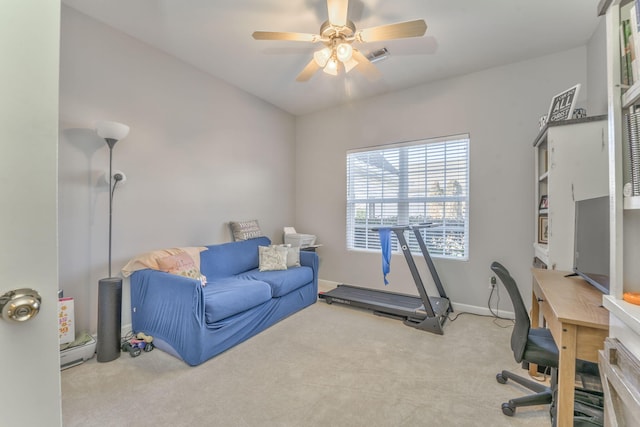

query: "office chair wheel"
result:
(496, 373), (507, 384)
(501, 402), (515, 417)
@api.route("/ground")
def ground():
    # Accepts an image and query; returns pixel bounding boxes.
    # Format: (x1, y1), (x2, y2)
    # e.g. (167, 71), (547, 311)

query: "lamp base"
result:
(96, 277), (122, 363)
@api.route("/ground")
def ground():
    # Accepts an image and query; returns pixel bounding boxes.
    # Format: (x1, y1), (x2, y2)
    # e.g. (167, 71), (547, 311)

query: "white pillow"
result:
(258, 245), (288, 271)
(277, 244), (300, 268)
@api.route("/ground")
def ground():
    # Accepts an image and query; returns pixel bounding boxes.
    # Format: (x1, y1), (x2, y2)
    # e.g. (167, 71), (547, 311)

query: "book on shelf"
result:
(621, 17), (634, 85)
(631, 3), (640, 83)
(621, 1), (640, 86)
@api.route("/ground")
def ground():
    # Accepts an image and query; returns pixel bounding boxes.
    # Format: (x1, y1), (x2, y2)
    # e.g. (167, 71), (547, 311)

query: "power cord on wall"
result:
(487, 277), (515, 328)
(446, 277), (513, 327)
(488, 277), (505, 318)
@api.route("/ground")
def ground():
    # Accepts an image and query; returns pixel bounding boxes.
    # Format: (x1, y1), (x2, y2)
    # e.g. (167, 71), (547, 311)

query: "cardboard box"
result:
(58, 297), (75, 344)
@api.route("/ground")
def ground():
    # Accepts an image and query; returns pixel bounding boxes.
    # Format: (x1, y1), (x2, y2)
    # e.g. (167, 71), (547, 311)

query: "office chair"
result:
(491, 261), (559, 417)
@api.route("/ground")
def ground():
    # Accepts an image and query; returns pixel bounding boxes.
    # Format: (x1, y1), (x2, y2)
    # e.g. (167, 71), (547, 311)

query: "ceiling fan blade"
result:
(296, 59), (321, 82)
(351, 50), (381, 81)
(252, 31), (319, 42)
(327, 0), (349, 27)
(357, 19), (427, 42)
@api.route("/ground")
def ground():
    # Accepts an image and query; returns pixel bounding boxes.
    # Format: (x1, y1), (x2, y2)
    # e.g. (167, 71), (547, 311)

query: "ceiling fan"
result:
(252, 0), (427, 82)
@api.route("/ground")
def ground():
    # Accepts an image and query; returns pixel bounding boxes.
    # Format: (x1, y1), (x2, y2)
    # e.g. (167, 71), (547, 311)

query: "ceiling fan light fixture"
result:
(313, 47), (332, 67)
(252, 0), (427, 82)
(336, 42), (353, 62)
(323, 57), (339, 76)
(343, 57), (358, 73)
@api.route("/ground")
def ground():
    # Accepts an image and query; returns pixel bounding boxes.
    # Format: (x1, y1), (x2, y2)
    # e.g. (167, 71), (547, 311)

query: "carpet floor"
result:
(61, 300), (551, 426)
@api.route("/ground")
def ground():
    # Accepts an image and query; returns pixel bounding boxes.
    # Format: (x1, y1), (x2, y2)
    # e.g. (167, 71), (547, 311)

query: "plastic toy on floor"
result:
(120, 332), (154, 357)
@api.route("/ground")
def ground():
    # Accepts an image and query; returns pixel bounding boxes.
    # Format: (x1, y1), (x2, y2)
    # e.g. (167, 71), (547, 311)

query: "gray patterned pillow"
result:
(258, 245), (288, 271)
(229, 219), (263, 241)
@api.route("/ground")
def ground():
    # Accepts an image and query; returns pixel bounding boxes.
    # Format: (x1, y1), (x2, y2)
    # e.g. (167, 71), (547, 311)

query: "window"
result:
(346, 134), (469, 260)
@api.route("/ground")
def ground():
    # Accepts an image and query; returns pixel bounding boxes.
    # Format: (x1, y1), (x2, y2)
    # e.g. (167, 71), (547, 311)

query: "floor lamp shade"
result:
(96, 277), (122, 362)
(96, 121), (130, 142)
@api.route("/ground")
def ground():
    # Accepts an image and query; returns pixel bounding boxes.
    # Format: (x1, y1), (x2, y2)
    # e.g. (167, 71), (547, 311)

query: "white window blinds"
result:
(346, 134), (469, 259)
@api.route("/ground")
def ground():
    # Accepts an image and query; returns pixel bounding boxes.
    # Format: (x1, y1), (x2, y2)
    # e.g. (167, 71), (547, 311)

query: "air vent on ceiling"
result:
(367, 48), (390, 64)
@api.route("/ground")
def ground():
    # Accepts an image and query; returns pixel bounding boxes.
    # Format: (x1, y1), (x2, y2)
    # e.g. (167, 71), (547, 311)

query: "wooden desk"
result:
(531, 269), (609, 427)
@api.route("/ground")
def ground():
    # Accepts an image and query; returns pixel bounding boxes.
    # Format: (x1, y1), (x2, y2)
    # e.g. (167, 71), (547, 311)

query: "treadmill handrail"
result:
(370, 225), (452, 316)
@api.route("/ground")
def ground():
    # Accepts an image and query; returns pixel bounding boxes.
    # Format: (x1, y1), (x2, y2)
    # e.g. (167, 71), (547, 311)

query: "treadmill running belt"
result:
(325, 285), (424, 312)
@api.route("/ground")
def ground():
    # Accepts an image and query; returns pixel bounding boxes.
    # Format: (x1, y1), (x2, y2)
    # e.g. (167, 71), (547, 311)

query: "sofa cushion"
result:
(203, 278), (272, 323)
(200, 237), (271, 279)
(237, 266), (314, 297)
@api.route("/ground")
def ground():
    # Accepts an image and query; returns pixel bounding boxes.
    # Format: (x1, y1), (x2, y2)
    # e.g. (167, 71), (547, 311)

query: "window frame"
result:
(346, 134), (470, 260)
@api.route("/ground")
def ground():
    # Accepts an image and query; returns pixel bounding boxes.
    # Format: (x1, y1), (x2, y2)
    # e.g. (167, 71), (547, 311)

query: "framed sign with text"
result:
(547, 84), (580, 122)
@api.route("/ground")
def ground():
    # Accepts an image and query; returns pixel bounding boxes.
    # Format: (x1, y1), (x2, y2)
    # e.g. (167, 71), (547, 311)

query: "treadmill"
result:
(319, 225), (452, 335)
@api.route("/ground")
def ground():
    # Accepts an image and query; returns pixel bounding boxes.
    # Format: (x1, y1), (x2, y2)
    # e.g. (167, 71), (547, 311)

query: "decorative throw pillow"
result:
(157, 252), (207, 286)
(230, 219), (263, 241)
(277, 244), (300, 268)
(121, 246), (207, 277)
(258, 245), (288, 271)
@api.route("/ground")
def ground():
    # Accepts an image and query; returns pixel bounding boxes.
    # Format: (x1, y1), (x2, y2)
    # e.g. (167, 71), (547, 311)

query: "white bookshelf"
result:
(532, 117), (608, 270)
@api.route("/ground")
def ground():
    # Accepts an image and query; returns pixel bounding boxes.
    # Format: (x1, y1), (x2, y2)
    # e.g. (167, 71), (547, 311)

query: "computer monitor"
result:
(573, 195), (609, 294)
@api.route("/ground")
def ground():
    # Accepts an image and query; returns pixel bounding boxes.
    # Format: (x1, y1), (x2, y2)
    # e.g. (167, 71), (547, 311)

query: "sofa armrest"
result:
(299, 250), (319, 289)
(130, 269), (206, 346)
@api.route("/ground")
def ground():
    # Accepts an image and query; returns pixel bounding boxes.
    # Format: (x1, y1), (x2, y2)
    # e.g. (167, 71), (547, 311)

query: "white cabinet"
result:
(602, 0), (640, 356)
(533, 117), (608, 270)
(599, 3), (640, 424)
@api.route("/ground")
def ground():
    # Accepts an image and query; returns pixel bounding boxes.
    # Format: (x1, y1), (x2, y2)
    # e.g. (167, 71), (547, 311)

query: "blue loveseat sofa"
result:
(129, 237), (318, 366)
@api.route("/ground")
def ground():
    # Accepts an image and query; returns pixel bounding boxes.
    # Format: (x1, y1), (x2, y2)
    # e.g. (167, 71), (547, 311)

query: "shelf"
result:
(604, 295), (640, 337)
(532, 115), (608, 147)
(624, 195), (640, 209)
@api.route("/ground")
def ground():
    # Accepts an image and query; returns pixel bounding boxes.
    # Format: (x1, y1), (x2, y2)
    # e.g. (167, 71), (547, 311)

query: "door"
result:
(0, 1), (62, 425)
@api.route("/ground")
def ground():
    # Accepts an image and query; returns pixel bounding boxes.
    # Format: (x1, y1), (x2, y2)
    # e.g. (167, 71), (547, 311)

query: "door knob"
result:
(0, 288), (42, 322)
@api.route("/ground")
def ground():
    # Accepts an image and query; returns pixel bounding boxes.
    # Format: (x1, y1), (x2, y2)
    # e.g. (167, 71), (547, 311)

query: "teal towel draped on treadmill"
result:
(379, 228), (391, 285)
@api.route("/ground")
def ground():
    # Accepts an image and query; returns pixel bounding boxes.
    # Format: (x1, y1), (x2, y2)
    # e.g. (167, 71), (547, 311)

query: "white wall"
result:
(58, 6), (296, 334)
(295, 47), (591, 313)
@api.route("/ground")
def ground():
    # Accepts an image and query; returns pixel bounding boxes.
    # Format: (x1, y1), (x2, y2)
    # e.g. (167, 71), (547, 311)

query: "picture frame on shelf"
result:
(538, 216), (549, 244)
(539, 195), (549, 210)
(547, 84), (580, 122)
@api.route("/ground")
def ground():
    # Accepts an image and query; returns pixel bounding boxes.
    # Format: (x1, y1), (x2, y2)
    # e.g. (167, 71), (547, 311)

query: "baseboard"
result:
(317, 279), (515, 320)
(318, 279), (340, 292)
(91, 323), (133, 343)
(122, 323), (132, 338)
(450, 302), (514, 319)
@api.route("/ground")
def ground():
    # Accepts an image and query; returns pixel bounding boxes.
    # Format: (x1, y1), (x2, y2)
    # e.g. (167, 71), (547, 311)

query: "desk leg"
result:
(530, 286), (540, 377)
(557, 323), (577, 427)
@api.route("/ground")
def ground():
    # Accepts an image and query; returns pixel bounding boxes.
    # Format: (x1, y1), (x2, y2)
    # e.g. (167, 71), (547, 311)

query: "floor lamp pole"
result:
(96, 132), (124, 363)
(108, 142), (113, 277)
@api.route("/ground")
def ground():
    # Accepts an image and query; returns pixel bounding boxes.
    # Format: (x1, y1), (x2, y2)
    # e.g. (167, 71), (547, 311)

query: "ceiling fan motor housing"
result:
(320, 20), (356, 40)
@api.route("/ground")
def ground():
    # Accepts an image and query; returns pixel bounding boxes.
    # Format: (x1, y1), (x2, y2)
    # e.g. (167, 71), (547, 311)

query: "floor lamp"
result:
(95, 120), (129, 363)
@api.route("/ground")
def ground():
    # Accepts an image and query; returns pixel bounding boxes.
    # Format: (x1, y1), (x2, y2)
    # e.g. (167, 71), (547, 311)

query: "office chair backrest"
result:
(490, 261), (530, 363)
